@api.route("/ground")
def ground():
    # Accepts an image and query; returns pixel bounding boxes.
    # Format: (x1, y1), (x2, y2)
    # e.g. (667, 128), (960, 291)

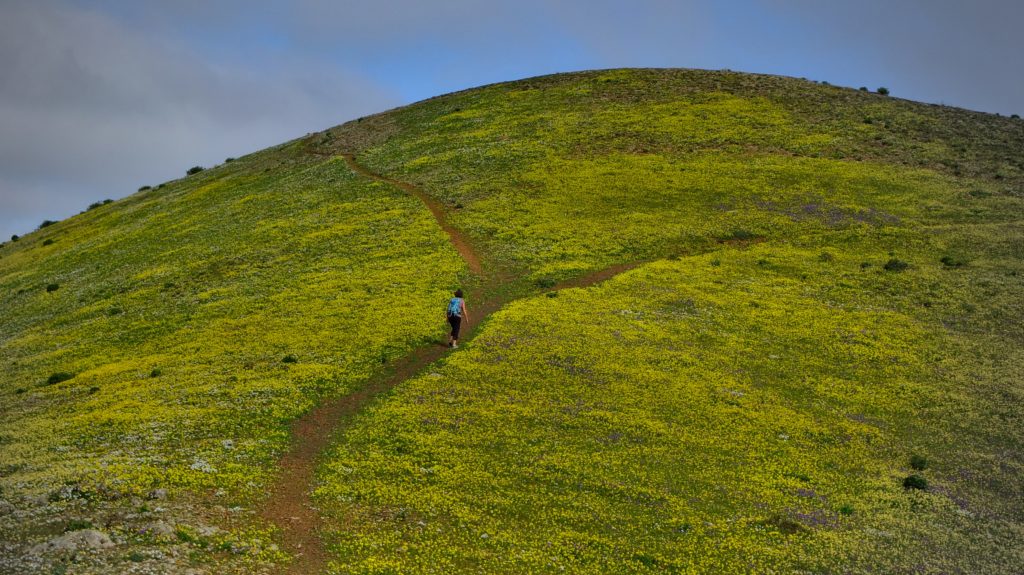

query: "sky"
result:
(2, 0), (1022, 240)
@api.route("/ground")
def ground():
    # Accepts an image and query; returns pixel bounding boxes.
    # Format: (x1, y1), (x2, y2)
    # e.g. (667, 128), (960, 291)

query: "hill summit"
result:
(1, 69), (1022, 574)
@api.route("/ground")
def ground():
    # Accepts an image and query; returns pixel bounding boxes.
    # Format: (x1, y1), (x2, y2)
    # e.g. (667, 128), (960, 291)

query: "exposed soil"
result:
(341, 154), (482, 276)
(259, 155), (644, 574)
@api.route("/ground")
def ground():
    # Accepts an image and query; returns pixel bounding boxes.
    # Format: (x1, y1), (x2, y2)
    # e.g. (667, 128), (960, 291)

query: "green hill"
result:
(1, 68), (1022, 574)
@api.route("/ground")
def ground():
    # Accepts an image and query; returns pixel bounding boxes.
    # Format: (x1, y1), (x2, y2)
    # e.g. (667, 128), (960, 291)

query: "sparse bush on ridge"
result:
(46, 372), (74, 385)
(186, 166), (204, 175)
(883, 258), (909, 272)
(225, 157), (235, 163)
(940, 255), (967, 268)
(138, 185), (151, 192)
(11, 234), (19, 242)
(877, 86), (890, 96)
(38, 220), (57, 229)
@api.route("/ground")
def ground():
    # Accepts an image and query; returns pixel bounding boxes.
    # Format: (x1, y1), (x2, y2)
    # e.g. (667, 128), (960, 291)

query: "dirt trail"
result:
(341, 154), (482, 276)
(259, 154), (643, 575)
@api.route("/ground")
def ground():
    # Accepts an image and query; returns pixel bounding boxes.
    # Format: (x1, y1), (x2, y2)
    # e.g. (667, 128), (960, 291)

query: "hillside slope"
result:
(2, 69), (1023, 574)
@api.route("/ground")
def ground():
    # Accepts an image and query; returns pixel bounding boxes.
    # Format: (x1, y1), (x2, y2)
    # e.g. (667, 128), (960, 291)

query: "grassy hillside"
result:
(2, 68), (1023, 574)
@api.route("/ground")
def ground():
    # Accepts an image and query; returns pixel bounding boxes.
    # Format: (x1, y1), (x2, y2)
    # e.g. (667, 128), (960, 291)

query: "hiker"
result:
(446, 289), (468, 348)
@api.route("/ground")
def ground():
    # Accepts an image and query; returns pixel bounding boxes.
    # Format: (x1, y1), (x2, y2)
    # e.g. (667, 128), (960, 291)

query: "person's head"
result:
(454, 289), (463, 298)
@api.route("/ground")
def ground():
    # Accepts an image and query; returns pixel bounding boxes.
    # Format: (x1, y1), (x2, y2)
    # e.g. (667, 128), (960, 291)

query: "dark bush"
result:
(103, 198), (113, 205)
(877, 87), (890, 96)
(282, 354), (298, 364)
(42, 239), (54, 246)
(138, 185), (151, 192)
(11, 235), (18, 242)
(225, 157), (235, 163)
(722, 229), (757, 241)
(545, 291), (558, 298)
(150, 368), (162, 378)
(88, 386), (100, 394)
(186, 166), (205, 175)
(858, 86), (868, 92)
(64, 519), (93, 532)
(838, 504), (855, 516)
(46, 283), (60, 292)
(903, 474), (928, 490)
(910, 454), (929, 471)
(883, 258), (909, 272)
(535, 277), (556, 289)
(39, 220), (57, 229)
(129, 551), (146, 562)
(940, 255), (967, 268)
(88, 201), (103, 210)
(15, 387), (27, 394)
(46, 372), (75, 385)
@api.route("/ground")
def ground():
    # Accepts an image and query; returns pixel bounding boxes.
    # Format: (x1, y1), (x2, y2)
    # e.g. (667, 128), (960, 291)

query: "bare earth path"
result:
(258, 154), (641, 574)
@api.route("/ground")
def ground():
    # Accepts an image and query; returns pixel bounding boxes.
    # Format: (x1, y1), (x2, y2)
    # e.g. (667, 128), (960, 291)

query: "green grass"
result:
(1, 68), (1023, 573)
(0, 145), (464, 572)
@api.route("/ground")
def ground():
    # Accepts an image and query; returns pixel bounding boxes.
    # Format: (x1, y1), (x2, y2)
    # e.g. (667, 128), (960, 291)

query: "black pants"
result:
(447, 314), (462, 339)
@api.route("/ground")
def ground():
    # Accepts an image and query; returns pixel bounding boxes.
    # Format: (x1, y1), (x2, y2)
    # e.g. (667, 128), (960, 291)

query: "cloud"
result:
(0, 0), (398, 239)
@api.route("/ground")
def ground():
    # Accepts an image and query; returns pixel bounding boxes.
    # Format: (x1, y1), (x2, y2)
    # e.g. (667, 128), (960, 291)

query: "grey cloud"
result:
(0, 0), (398, 240)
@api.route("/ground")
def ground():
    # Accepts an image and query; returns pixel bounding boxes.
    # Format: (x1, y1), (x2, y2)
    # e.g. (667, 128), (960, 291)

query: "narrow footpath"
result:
(259, 154), (640, 575)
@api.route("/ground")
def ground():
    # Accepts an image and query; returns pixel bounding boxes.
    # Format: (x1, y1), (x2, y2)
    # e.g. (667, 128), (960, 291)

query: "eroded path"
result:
(259, 155), (641, 574)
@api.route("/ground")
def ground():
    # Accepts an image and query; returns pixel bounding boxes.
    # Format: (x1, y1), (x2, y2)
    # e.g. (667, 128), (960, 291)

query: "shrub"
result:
(10, 235), (18, 242)
(877, 87), (890, 96)
(15, 387), (27, 394)
(39, 220), (57, 229)
(103, 198), (113, 205)
(138, 185), (151, 192)
(710, 259), (721, 267)
(225, 157), (235, 163)
(860, 261), (872, 270)
(721, 229), (757, 242)
(883, 258), (909, 272)
(46, 372), (75, 385)
(1011, 114), (1020, 119)
(282, 354), (298, 364)
(46, 283), (60, 292)
(64, 519), (93, 532)
(129, 551), (146, 562)
(535, 277), (556, 289)
(858, 86), (868, 92)
(42, 239), (54, 246)
(910, 454), (929, 471)
(88, 386), (100, 394)
(940, 255), (967, 268)
(818, 252), (834, 262)
(838, 504), (855, 516)
(150, 368), (162, 378)
(903, 474), (928, 490)
(186, 166), (205, 175)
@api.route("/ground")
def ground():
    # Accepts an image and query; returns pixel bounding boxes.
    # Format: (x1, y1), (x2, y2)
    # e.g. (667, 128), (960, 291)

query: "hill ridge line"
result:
(258, 155), (643, 574)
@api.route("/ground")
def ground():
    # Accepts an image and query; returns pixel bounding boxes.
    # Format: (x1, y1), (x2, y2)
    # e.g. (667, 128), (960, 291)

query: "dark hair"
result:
(454, 289), (463, 298)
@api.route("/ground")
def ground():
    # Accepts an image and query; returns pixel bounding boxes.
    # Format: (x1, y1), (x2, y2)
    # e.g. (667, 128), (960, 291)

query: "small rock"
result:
(31, 529), (115, 554)
(196, 525), (221, 537)
(141, 520), (176, 538)
(147, 488), (168, 501)
(0, 500), (15, 515)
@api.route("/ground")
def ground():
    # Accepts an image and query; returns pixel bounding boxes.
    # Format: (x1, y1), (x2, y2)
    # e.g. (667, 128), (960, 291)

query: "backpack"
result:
(447, 297), (462, 317)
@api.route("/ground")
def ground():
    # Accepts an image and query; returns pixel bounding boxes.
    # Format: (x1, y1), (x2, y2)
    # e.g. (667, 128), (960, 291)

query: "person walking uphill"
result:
(446, 289), (468, 348)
